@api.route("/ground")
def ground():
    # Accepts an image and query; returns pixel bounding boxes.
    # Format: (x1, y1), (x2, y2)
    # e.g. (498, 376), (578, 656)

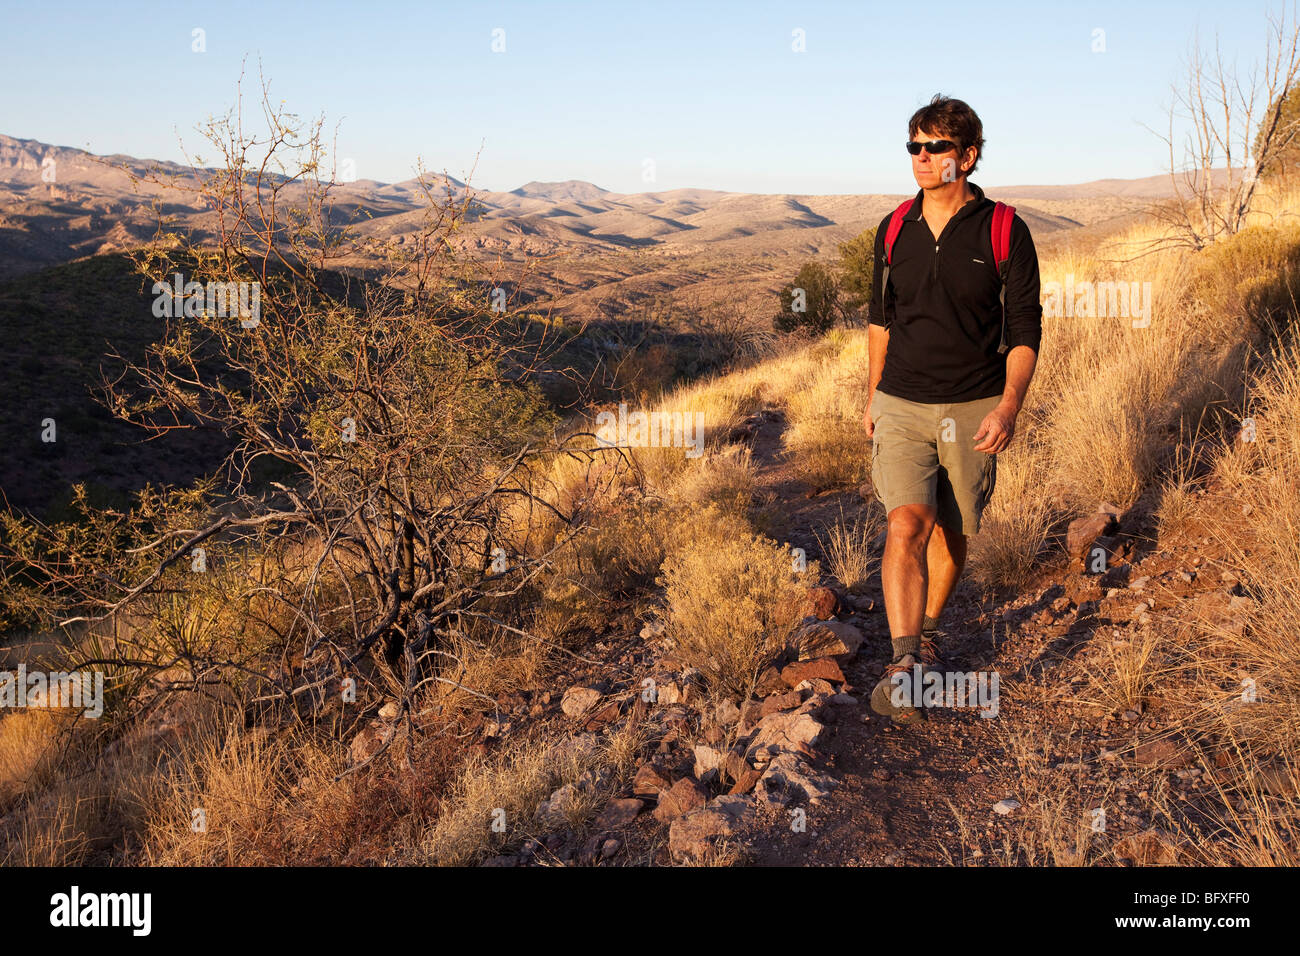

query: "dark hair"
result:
(908, 94), (985, 176)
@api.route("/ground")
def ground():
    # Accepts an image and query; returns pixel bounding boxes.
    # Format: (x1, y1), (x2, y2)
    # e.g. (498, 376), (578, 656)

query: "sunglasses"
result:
(906, 139), (958, 155)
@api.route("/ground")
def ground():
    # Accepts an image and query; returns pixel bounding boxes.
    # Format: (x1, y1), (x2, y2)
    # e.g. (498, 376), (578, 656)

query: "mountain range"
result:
(0, 132), (1196, 318)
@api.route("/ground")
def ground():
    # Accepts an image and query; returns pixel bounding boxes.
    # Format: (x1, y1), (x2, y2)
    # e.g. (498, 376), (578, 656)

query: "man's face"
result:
(910, 128), (974, 188)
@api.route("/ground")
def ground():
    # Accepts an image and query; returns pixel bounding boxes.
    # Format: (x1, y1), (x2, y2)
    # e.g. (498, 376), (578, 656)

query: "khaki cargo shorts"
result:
(868, 389), (1000, 535)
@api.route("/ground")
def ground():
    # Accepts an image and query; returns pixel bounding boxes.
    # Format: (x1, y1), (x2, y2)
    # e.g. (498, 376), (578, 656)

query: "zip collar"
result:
(909, 180), (987, 223)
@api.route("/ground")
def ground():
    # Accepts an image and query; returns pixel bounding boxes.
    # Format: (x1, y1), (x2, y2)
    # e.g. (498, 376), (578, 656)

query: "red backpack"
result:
(881, 198), (1016, 355)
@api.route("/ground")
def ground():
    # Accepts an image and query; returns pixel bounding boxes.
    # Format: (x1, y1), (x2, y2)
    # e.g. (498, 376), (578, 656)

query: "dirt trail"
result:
(739, 406), (1067, 865)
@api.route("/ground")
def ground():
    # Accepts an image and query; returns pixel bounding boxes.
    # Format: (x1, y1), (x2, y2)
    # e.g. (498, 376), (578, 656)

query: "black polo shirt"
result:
(867, 181), (1042, 403)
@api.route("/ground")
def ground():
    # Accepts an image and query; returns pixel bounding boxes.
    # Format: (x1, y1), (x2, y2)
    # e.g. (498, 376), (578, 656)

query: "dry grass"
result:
(9, 176), (1300, 870)
(417, 726), (638, 866)
(659, 505), (815, 698)
(814, 504), (883, 594)
(667, 443), (757, 515)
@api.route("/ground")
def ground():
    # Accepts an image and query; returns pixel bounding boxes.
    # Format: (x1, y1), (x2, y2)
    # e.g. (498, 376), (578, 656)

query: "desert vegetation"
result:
(5, 40), (1300, 867)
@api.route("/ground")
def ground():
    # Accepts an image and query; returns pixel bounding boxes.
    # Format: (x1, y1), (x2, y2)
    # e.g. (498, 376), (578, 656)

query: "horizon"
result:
(0, 128), (1229, 198)
(0, 0), (1281, 195)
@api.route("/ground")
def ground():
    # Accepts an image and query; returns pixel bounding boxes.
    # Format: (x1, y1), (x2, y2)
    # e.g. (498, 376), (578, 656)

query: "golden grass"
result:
(814, 504), (883, 594)
(417, 725), (640, 866)
(659, 505), (814, 698)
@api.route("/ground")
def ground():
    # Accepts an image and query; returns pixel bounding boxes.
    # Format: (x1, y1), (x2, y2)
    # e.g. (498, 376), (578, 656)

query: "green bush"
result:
(774, 262), (840, 335)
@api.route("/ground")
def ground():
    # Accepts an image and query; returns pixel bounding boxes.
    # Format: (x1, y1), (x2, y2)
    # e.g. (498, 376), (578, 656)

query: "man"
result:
(864, 94), (1042, 724)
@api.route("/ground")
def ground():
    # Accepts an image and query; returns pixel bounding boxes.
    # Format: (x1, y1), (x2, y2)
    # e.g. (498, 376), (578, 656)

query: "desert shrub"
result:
(774, 262), (840, 335)
(837, 226), (877, 322)
(659, 505), (815, 698)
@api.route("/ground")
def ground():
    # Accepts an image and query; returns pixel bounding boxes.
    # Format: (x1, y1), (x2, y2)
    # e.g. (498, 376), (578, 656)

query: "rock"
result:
(804, 586), (840, 620)
(712, 699), (741, 727)
(1067, 512), (1118, 563)
(727, 763), (764, 795)
(595, 798), (645, 829)
(667, 796), (753, 861)
(754, 752), (836, 807)
(1257, 763), (1299, 796)
(1129, 575), (1151, 591)
(653, 777), (707, 823)
(349, 720), (395, 764)
(760, 690), (804, 716)
(737, 700), (765, 733)
(555, 733), (600, 763)
(561, 686), (602, 717)
(1134, 735), (1193, 768)
(830, 693), (859, 706)
(693, 744), (724, 782)
(600, 837), (622, 860)
(631, 762), (673, 800)
(781, 658), (846, 687)
(993, 798), (1021, 815)
(378, 700), (402, 720)
(582, 700), (621, 729)
(842, 592), (875, 612)
(1116, 828), (1182, 865)
(790, 621), (864, 661)
(536, 783), (581, 828)
(748, 710), (824, 760)
(754, 665), (786, 696)
(796, 678), (837, 698)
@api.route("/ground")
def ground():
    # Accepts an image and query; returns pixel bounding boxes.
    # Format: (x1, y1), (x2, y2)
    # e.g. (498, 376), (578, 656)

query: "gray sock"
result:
(891, 634), (921, 661)
(922, 614), (941, 634)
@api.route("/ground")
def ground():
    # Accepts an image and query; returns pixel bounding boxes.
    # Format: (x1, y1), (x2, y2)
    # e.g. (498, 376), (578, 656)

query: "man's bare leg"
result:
(880, 503), (937, 640)
(871, 502), (938, 721)
(924, 521), (968, 621)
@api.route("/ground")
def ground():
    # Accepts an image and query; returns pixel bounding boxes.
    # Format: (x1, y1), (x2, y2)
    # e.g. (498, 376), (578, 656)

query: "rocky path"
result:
(736, 407), (1079, 866)
(729, 404), (1261, 868)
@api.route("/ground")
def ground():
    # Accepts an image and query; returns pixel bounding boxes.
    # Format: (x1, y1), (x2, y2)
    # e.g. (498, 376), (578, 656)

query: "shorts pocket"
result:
(977, 453), (997, 509)
(870, 440), (884, 505)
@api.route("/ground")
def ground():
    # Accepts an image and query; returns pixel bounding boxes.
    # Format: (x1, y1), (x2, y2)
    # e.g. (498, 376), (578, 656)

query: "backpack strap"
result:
(879, 199), (915, 320)
(880, 198), (1017, 354)
(991, 201), (1015, 355)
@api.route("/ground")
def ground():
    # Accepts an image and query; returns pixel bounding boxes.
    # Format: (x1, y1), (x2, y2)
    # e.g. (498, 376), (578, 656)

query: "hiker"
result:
(863, 94), (1042, 724)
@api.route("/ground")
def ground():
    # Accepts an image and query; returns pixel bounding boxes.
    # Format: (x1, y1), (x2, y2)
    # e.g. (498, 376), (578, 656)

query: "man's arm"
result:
(974, 217), (1042, 452)
(864, 221), (891, 437)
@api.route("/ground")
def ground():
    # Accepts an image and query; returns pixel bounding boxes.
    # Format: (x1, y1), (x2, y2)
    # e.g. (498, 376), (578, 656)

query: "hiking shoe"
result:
(919, 634), (946, 670)
(870, 653), (926, 725)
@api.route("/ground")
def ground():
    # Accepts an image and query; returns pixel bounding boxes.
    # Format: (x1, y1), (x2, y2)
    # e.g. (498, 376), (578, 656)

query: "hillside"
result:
(1, 132), (1187, 319)
(3, 172), (1299, 868)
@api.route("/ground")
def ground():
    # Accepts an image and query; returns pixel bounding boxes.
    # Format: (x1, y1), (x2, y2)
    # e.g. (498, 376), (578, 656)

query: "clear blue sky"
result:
(0, 0), (1286, 193)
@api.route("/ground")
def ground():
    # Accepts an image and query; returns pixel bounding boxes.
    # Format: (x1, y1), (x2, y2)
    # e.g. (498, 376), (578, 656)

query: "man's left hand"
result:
(973, 404), (1017, 453)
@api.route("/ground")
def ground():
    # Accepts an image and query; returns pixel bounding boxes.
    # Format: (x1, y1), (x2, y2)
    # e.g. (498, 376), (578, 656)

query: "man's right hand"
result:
(863, 393), (875, 439)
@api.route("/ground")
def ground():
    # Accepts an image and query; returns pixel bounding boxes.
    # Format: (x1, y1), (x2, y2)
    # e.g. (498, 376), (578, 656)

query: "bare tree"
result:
(1145, 4), (1300, 250)
(0, 74), (614, 771)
